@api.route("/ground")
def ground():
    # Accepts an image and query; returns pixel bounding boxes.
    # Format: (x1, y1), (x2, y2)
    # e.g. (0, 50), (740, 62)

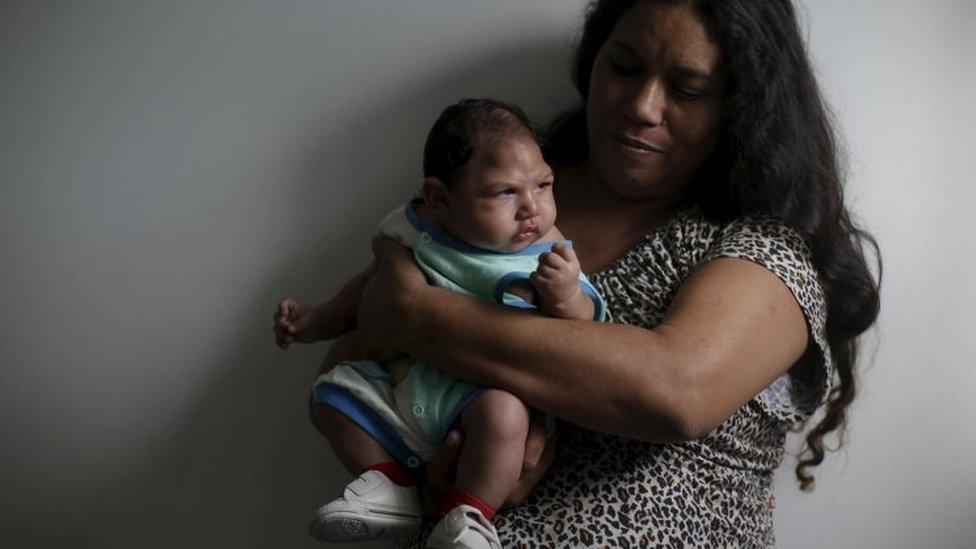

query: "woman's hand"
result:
(420, 418), (556, 517)
(355, 236), (429, 361)
(503, 419), (557, 508)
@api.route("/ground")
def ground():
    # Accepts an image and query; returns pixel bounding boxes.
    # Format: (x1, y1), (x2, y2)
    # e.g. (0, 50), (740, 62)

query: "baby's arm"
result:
(274, 262), (377, 348)
(530, 242), (595, 321)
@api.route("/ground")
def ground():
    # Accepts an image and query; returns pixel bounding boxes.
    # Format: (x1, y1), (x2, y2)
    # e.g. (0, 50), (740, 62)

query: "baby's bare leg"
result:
(455, 389), (531, 509)
(310, 402), (395, 475)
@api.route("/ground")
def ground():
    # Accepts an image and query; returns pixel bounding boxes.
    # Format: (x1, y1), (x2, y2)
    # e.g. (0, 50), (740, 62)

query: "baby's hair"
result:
(423, 98), (538, 187)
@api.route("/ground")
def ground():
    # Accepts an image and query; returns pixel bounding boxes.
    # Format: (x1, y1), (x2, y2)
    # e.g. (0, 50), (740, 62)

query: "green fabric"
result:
(413, 234), (539, 303)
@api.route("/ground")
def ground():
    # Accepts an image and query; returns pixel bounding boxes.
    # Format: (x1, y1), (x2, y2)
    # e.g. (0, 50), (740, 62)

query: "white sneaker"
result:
(425, 505), (501, 549)
(309, 470), (423, 542)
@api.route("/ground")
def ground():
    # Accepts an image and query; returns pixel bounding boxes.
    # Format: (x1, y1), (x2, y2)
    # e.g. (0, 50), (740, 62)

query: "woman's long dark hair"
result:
(547, 0), (881, 490)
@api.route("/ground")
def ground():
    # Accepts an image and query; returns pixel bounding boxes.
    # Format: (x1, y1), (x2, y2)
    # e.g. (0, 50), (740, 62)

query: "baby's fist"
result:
(273, 298), (320, 349)
(530, 243), (582, 309)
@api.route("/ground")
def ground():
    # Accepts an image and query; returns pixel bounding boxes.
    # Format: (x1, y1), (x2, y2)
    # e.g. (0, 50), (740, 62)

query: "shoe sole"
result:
(309, 510), (421, 542)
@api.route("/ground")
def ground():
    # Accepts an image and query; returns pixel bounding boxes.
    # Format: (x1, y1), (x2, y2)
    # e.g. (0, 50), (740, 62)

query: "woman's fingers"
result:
(371, 234), (407, 260)
(422, 430), (463, 517)
(418, 419), (555, 512)
(357, 237), (428, 360)
(503, 427), (557, 509)
(426, 430), (462, 483)
(522, 418), (547, 471)
(379, 239), (421, 272)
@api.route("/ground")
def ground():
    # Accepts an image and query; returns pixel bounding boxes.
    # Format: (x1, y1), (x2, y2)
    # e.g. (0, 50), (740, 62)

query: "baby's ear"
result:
(422, 177), (450, 210)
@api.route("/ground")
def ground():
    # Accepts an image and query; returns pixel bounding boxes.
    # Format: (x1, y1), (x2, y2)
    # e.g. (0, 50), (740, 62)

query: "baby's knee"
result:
(308, 392), (355, 437)
(309, 398), (334, 436)
(464, 389), (530, 435)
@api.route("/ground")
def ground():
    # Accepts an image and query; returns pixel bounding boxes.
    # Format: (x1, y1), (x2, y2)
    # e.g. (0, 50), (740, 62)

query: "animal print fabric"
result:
(398, 208), (832, 548)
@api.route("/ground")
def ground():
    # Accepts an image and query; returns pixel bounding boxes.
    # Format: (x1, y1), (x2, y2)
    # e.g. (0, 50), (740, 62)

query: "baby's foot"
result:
(426, 505), (501, 549)
(309, 470), (422, 542)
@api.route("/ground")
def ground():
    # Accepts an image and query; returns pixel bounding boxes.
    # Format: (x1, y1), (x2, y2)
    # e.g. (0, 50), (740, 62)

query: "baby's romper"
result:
(313, 199), (606, 472)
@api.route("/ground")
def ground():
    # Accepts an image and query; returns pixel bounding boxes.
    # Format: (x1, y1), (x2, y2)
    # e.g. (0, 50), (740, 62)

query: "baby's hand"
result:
(273, 298), (322, 349)
(530, 243), (584, 317)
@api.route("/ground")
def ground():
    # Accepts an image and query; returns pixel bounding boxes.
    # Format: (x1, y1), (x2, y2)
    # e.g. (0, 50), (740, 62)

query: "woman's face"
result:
(586, 1), (727, 201)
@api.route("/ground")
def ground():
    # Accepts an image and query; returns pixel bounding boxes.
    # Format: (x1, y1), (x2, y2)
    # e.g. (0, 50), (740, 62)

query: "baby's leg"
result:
(310, 401), (394, 474)
(455, 388), (531, 509)
(309, 401), (423, 543)
(309, 336), (393, 474)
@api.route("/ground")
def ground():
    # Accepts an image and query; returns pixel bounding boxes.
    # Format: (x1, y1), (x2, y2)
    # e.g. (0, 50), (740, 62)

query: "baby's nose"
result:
(519, 196), (539, 216)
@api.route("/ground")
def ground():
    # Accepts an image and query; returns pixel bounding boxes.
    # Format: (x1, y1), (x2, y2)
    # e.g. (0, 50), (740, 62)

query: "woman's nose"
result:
(626, 79), (666, 126)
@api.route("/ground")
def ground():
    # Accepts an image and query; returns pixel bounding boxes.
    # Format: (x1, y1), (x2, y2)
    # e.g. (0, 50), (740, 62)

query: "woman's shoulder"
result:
(703, 214), (824, 312)
(666, 208), (808, 253)
(703, 213), (834, 418)
(709, 214), (811, 258)
(703, 212), (826, 321)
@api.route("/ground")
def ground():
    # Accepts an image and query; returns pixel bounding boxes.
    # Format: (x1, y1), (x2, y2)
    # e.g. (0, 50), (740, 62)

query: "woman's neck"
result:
(552, 163), (687, 273)
(557, 162), (683, 238)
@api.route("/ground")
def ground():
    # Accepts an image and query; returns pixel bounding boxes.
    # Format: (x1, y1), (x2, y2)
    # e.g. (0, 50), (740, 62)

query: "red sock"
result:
(364, 462), (414, 487)
(441, 489), (496, 520)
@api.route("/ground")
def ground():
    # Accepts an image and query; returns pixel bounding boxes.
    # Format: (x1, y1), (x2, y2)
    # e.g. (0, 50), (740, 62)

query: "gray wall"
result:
(2, 1), (973, 547)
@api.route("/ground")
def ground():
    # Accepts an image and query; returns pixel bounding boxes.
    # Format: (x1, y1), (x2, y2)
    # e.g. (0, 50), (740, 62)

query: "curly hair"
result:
(546, 0), (881, 490)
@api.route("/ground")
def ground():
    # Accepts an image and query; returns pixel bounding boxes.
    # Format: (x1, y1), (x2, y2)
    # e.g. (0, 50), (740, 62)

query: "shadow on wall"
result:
(33, 38), (576, 549)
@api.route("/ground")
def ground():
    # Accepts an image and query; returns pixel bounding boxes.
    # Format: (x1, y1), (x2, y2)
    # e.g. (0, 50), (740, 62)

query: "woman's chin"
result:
(600, 173), (667, 201)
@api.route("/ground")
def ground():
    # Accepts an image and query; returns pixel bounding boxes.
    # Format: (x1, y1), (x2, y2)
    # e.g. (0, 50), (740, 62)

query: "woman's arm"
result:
(358, 241), (809, 441)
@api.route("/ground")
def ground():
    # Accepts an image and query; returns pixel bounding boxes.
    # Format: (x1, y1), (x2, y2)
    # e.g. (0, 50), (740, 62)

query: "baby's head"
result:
(422, 98), (555, 253)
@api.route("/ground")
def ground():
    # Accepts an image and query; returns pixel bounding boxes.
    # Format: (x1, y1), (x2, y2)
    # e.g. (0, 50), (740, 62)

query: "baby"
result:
(274, 98), (604, 547)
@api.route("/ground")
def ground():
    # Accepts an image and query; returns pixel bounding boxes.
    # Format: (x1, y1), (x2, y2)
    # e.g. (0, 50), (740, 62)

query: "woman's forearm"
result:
(359, 241), (806, 443)
(399, 285), (691, 442)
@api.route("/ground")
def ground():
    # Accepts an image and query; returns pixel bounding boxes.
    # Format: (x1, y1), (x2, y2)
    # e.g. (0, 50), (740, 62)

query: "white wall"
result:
(1, 1), (973, 548)
(771, 2), (976, 547)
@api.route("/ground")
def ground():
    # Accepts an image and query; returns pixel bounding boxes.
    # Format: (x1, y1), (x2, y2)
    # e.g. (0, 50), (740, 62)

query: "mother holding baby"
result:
(322, 0), (880, 545)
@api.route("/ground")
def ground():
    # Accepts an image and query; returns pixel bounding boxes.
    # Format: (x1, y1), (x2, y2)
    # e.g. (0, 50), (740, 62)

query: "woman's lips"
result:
(610, 133), (667, 155)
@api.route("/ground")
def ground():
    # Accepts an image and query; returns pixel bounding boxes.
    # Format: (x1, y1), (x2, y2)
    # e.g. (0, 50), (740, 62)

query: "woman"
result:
(325, 0), (880, 545)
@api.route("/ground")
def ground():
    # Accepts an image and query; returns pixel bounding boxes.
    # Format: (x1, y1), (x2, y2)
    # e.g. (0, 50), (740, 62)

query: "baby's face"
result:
(441, 132), (556, 253)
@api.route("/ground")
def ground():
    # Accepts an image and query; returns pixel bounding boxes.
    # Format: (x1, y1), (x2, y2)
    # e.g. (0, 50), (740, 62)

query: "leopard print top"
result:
(399, 208), (832, 548)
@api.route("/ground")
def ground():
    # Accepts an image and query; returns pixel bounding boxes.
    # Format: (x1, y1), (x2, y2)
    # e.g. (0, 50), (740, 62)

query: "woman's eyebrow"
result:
(608, 40), (639, 56)
(609, 40), (714, 81)
(672, 66), (712, 81)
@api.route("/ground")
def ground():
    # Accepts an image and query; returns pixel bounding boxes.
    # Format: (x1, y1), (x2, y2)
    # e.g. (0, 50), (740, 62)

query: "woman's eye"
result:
(536, 182), (552, 191)
(610, 60), (640, 77)
(499, 189), (516, 196)
(672, 85), (706, 101)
